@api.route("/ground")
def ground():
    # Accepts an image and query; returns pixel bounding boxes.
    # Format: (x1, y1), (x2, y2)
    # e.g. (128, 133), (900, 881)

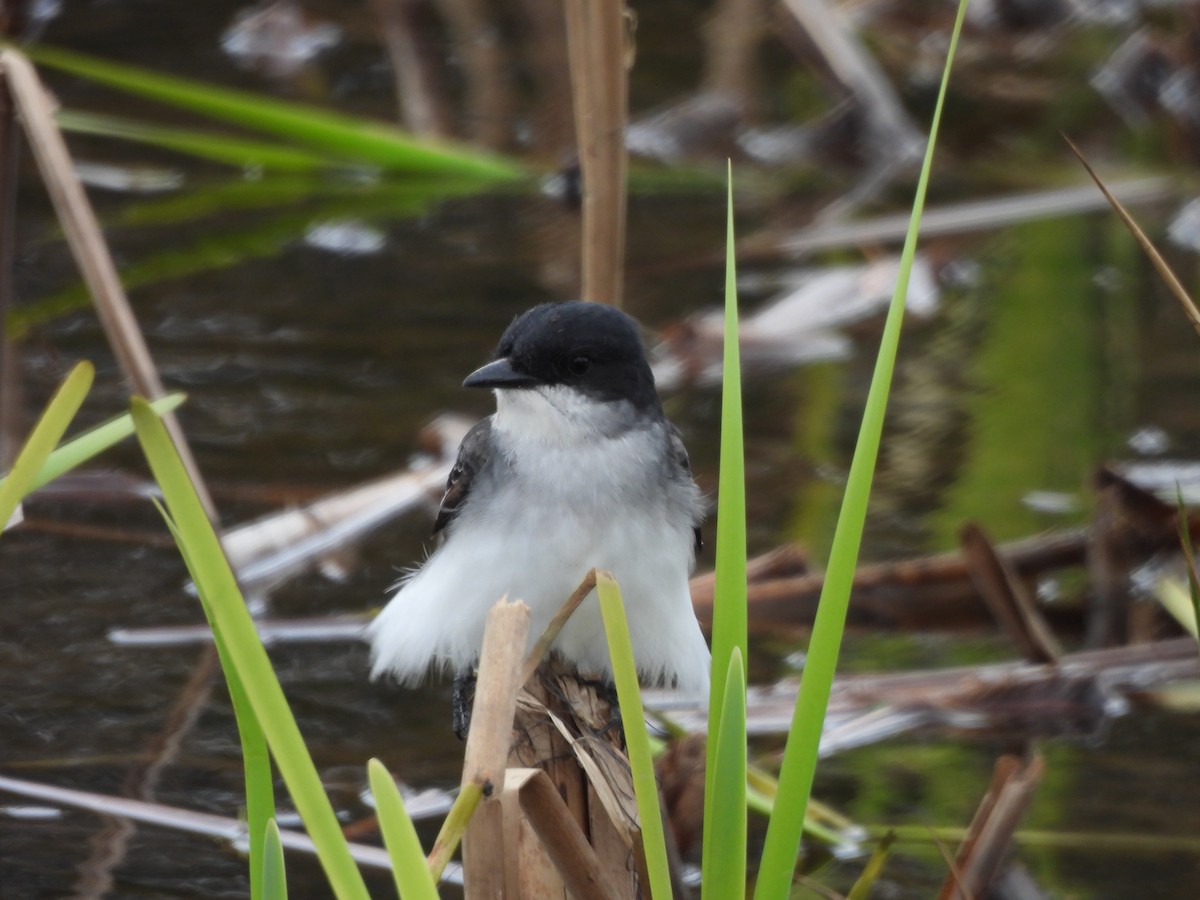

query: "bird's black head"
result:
(463, 301), (660, 411)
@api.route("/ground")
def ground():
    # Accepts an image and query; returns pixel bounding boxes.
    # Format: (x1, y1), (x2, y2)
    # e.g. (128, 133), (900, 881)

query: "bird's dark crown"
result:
(492, 301), (660, 410)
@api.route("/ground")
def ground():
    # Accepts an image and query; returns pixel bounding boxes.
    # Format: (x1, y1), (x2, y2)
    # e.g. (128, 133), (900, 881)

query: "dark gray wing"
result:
(433, 417), (494, 536)
(668, 422), (703, 555)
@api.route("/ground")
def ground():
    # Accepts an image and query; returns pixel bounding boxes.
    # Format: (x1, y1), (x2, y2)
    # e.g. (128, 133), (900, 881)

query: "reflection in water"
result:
(71, 650), (219, 899)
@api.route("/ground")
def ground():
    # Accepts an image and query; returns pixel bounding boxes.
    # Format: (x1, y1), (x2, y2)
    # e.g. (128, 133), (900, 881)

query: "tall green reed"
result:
(135, 398), (372, 899)
(702, 168), (749, 900)
(755, 4), (969, 895)
(131, 396), (450, 898)
(599, 2), (970, 896)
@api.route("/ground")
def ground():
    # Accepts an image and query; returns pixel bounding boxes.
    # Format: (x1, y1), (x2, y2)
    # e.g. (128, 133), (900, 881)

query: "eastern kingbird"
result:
(369, 301), (711, 696)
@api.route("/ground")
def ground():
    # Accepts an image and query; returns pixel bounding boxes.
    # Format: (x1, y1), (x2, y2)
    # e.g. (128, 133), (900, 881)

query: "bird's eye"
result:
(568, 356), (591, 376)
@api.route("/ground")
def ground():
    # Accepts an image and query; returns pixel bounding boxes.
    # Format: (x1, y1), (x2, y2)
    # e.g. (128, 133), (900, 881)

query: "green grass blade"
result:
(0, 361), (93, 531)
(226, 627), (276, 899)
(426, 781), (484, 883)
(703, 161), (749, 883)
(744, 767), (855, 848)
(261, 819), (288, 900)
(711, 162), (749, 680)
(702, 649), (747, 900)
(596, 571), (673, 900)
(154, 501), (275, 900)
(29, 45), (524, 181)
(13, 393), (185, 493)
(57, 110), (343, 172)
(132, 398), (369, 900)
(368, 759), (440, 900)
(753, 4), (970, 898)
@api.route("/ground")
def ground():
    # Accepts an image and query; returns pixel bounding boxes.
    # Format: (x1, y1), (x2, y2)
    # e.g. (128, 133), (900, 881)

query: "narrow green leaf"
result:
(132, 398), (369, 900)
(704, 159), (749, 885)
(596, 571), (673, 900)
(0, 361), (93, 531)
(30, 45), (524, 181)
(753, 4), (971, 898)
(426, 781), (484, 883)
(57, 109), (344, 172)
(261, 819), (288, 900)
(368, 759), (440, 900)
(743, 767), (854, 848)
(154, 501), (275, 900)
(8, 393), (185, 494)
(702, 649), (747, 900)
(227, 635), (276, 899)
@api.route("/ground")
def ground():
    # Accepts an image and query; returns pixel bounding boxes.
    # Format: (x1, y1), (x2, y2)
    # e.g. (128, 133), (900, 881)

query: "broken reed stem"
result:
(0, 48), (217, 519)
(939, 754), (1044, 900)
(519, 568), (598, 685)
(959, 523), (1062, 665)
(460, 598), (531, 898)
(507, 768), (622, 900)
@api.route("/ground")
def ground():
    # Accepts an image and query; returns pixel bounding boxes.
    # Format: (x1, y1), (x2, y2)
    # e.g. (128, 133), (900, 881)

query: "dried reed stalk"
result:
(0, 65), (20, 469)
(564, 0), (629, 307)
(504, 767), (623, 900)
(459, 573), (645, 899)
(461, 598), (531, 898)
(0, 48), (217, 518)
(441, 0), (513, 149)
(960, 523), (1062, 664)
(511, 659), (641, 899)
(369, 0), (453, 137)
(938, 754), (1045, 900)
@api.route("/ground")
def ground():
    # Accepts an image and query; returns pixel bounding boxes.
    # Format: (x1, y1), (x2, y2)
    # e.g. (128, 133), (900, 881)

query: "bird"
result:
(368, 301), (711, 698)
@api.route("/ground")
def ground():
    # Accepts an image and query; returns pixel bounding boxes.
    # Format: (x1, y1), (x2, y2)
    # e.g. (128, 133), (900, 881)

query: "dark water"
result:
(3, 1), (1200, 897)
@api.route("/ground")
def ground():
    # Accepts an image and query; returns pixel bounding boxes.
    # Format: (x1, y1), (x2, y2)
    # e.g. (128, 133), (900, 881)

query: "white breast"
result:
(368, 386), (710, 695)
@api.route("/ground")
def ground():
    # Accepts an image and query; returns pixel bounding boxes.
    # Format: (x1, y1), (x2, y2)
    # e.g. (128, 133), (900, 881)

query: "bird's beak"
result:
(463, 357), (542, 389)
